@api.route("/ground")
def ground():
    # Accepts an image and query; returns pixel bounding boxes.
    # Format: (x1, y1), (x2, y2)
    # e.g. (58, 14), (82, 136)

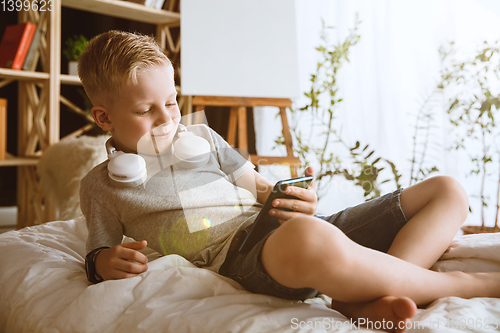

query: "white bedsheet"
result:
(1, 217), (500, 333)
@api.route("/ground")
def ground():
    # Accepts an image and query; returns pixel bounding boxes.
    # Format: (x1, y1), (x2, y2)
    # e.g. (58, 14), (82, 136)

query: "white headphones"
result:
(172, 131), (211, 169)
(105, 128), (211, 188)
(106, 139), (148, 188)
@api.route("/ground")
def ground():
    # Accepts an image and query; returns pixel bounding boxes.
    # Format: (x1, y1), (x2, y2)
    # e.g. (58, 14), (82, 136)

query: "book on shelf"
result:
(0, 98), (6, 161)
(22, 28), (43, 71)
(0, 22), (37, 71)
(145, 0), (165, 10)
(122, 0), (165, 9)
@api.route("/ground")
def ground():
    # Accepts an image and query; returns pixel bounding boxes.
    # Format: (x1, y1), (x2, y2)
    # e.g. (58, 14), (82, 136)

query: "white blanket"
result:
(1, 218), (500, 333)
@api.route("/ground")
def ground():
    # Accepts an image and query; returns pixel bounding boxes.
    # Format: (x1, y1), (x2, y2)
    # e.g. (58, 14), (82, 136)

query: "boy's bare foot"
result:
(331, 296), (417, 333)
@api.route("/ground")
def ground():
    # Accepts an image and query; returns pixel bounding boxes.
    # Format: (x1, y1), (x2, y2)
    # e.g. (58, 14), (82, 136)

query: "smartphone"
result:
(238, 176), (313, 253)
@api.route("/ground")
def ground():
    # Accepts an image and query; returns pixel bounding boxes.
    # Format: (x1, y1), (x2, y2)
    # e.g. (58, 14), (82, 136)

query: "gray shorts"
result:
(219, 188), (408, 300)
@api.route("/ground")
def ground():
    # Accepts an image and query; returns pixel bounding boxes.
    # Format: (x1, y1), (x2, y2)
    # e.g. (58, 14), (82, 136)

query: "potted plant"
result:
(63, 34), (89, 76)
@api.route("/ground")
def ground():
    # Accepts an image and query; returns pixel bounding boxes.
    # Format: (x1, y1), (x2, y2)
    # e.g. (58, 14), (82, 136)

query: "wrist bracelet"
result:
(85, 247), (109, 284)
(92, 248), (106, 281)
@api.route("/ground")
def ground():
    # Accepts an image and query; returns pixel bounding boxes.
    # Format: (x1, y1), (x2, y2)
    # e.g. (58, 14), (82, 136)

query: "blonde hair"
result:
(78, 30), (172, 105)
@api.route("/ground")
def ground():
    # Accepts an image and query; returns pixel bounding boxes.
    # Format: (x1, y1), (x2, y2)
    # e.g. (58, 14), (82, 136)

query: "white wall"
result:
(181, 0), (299, 98)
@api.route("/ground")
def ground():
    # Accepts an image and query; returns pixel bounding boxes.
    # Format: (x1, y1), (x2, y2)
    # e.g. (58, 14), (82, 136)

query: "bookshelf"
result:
(62, 0), (179, 24)
(0, 0), (180, 227)
(0, 68), (50, 82)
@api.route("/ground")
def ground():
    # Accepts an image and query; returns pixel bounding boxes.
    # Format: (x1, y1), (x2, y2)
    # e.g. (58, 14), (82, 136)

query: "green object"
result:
(275, 16), (441, 202)
(63, 34), (89, 62)
(275, 16), (400, 201)
(440, 40), (500, 228)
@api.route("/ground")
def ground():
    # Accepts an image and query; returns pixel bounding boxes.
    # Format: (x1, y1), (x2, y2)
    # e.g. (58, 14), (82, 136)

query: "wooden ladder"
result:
(188, 96), (301, 177)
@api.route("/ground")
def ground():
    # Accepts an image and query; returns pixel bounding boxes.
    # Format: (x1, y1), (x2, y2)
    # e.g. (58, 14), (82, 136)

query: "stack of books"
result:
(0, 22), (43, 71)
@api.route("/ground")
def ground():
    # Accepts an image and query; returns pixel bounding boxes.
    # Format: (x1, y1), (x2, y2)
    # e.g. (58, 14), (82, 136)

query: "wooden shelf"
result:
(0, 68), (49, 81)
(0, 71), (84, 86)
(0, 154), (39, 167)
(61, 0), (180, 25)
(1, 1), (182, 225)
(60, 74), (82, 85)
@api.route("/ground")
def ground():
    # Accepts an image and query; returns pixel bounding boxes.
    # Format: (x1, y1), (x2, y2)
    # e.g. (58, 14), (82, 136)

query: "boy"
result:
(79, 30), (500, 332)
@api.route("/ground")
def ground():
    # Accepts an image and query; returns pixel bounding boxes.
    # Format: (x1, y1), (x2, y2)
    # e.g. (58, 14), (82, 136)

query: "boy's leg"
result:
(254, 176), (471, 330)
(387, 175), (469, 268)
(327, 176), (470, 328)
(261, 217), (499, 305)
(261, 216), (500, 329)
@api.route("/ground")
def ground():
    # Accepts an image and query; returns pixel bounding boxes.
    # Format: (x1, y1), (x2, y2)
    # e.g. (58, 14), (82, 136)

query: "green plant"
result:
(276, 16), (442, 202)
(440, 40), (500, 229)
(275, 17), (401, 201)
(408, 88), (441, 186)
(63, 34), (89, 62)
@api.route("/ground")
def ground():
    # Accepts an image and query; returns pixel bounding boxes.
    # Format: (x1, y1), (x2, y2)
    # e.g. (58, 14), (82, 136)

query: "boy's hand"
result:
(94, 240), (149, 281)
(269, 166), (317, 224)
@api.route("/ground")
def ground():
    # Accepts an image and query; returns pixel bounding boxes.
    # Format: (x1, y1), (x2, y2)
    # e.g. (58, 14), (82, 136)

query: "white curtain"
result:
(253, 0), (500, 226)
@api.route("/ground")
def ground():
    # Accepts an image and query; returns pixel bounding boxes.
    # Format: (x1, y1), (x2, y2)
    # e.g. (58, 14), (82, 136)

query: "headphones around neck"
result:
(106, 139), (148, 188)
(105, 128), (211, 188)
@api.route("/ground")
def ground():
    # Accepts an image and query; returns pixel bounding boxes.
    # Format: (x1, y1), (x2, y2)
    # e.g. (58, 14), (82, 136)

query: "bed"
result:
(1, 217), (500, 333)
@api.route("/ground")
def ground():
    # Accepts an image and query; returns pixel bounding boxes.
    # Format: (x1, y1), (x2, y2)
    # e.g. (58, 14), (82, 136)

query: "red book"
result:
(0, 22), (37, 70)
(0, 98), (6, 161)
